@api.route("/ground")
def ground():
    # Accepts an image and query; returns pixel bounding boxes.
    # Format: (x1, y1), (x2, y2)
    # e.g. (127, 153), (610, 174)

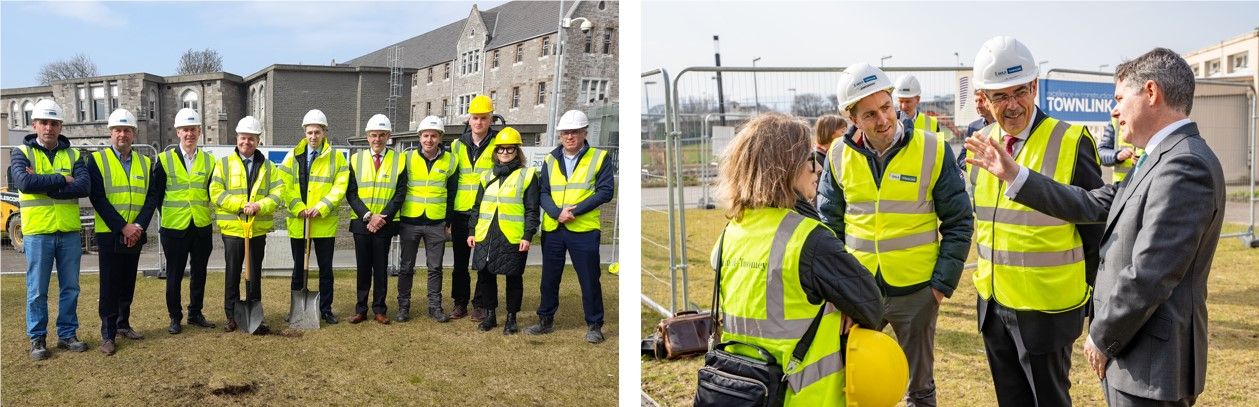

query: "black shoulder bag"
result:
(693, 228), (826, 407)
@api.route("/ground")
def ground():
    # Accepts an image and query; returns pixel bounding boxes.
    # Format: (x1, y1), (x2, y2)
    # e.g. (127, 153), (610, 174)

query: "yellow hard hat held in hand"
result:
(845, 326), (909, 407)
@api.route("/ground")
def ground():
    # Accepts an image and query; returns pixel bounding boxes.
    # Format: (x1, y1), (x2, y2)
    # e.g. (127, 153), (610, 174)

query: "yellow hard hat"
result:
(469, 95), (494, 114)
(845, 326), (909, 407)
(494, 126), (522, 145)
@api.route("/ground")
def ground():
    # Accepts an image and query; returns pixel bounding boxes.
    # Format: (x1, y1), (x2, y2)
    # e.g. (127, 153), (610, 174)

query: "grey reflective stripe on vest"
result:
(481, 213), (525, 223)
(405, 196), (445, 204)
(162, 201), (209, 209)
(19, 198), (74, 207)
(977, 244), (1084, 267)
(828, 139), (846, 186)
(786, 349), (845, 392)
(917, 132), (938, 201)
(974, 205), (1068, 227)
(846, 200), (934, 215)
(844, 228), (938, 252)
(722, 212), (828, 340)
(1038, 120), (1071, 179)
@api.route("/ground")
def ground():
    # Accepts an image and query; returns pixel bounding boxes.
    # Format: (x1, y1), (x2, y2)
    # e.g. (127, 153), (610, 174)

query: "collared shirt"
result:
(180, 145), (198, 171)
(857, 121), (905, 164)
(562, 152), (580, 177)
(112, 146), (133, 174)
(307, 144), (320, 169)
(239, 152), (255, 174)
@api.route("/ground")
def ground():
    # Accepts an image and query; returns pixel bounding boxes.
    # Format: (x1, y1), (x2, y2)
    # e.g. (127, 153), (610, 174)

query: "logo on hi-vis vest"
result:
(889, 173), (918, 183)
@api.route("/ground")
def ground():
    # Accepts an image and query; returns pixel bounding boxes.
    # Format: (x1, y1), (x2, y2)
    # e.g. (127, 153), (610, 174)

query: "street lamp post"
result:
(752, 57), (761, 113)
(954, 51), (961, 66)
(1039, 60), (1049, 72)
(787, 88), (797, 113)
(547, 10), (592, 148)
(644, 80), (656, 115)
(880, 55), (892, 67)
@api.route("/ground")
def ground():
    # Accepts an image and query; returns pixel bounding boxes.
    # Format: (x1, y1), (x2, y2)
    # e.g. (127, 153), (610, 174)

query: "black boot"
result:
(478, 309), (497, 331)
(503, 313), (519, 335)
(525, 315), (555, 335)
(395, 307), (411, 322)
(30, 336), (50, 360)
(428, 307), (450, 323)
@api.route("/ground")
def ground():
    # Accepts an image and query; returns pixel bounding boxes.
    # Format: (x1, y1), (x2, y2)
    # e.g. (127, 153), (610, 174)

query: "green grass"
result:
(2, 266), (618, 406)
(640, 209), (1259, 406)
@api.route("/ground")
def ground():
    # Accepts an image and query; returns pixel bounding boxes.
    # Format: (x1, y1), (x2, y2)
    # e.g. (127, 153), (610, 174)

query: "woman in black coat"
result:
(466, 128), (540, 334)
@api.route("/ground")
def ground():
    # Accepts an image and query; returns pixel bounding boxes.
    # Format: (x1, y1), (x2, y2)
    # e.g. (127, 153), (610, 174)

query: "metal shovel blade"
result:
(288, 290), (321, 330)
(235, 299), (265, 334)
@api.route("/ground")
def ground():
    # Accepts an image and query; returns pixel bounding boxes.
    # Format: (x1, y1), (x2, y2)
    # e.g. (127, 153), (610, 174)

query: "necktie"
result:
(1131, 154), (1148, 177)
(1003, 134), (1017, 156)
(374, 154), (382, 171)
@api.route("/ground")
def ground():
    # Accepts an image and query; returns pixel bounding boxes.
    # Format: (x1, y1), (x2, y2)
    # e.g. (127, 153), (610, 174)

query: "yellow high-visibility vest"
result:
(158, 148), (215, 229)
(350, 149), (406, 220)
(970, 117), (1094, 312)
(714, 208), (847, 406)
(451, 134), (500, 212)
(473, 166), (535, 244)
(542, 147), (609, 232)
(401, 149), (457, 220)
(1111, 118), (1144, 183)
(830, 130), (943, 286)
(90, 149), (151, 233)
(210, 153), (282, 238)
(279, 138), (348, 238)
(17, 146), (81, 235)
(913, 112), (940, 133)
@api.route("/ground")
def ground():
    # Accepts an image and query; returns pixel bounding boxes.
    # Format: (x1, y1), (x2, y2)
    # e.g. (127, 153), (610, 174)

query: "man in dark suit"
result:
(967, 47), (1224, 406)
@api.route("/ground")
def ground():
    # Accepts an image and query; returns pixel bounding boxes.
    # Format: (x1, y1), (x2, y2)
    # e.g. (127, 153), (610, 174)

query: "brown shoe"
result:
(100, 340), (116, 356)
(449, 305), (468, 319)
(348, 313), (367, 324)
(224, 319), (238, 332)
(374, 314), (391, 325)
(470, 307), (486, 322)
(118, 328), (144, 340)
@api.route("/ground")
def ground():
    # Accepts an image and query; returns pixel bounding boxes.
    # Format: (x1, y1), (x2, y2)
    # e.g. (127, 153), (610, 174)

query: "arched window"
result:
(23, 100), (34, 126)
(9, 101), (18, 127)
(181, 89), (199, 112)
(250, 87), (258, 117)
(148, 89), (158, 120)
(258, 84), (265, 119)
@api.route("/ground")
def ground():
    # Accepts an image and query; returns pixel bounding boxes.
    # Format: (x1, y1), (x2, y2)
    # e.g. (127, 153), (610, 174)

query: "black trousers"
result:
(352, 233), (391, 315)
(223, 235), (265, 320)
(982, 301), (1073, 407)
(474, 270), (523, 313)
(98, 234), (139, 341)
(448, 212), (473, 307)
(161, 226), (213, 321)
(289, 237), (335, 315)
(538, 229), (604, 326)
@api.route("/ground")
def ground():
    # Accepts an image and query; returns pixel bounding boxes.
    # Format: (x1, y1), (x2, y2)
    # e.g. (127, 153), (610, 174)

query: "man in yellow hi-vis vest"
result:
(345, 114), (407, 325)
(818, 64), (973, 406)
(1099, 118), (1144, 184)
(9, 99), (91, 360)
(894, 75), (941, 133)
(395, 115), (459, 323)
(449, 95), (500, 321)
(151, 108), (218, 335)
(527, 110), (616, 344)
(966, 36), (1104, 406)
(280, 109), (350, 325)
(86, 109), (160, 355)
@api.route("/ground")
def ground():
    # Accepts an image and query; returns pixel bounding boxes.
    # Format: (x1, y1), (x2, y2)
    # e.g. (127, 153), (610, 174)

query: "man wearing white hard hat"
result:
(893, 75), (941, 133)
(279, 109), (349, 325)
(151, 108), (218, 335)
(9, 99), (91, 360)
(395, 115), (459, 322)
(86, 108), (160, 355)
(964, 36), (1103, 406)
(817, 64), (972, 406)
(527, 110), (616, 343)
(345, 114), (407, 325)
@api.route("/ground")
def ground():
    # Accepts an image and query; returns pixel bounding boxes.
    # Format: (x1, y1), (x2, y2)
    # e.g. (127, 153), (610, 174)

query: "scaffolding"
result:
(385, 45), (404, 130)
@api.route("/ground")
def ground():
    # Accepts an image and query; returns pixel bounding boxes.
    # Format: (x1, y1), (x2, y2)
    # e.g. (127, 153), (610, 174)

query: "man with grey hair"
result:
(967, 47), (1224, 406)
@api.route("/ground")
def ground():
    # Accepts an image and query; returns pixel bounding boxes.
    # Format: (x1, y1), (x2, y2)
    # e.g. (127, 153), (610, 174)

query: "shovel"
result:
(288, 218), (320, 330)
(234, 216), (265, 334)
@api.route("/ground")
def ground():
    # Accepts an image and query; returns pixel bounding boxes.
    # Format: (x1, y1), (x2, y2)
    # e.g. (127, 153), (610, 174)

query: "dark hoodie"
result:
(9, 133), (90, 199)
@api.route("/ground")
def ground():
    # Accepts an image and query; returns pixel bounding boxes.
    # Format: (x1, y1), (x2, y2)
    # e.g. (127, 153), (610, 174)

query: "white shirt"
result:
(180, 146), (198, 171)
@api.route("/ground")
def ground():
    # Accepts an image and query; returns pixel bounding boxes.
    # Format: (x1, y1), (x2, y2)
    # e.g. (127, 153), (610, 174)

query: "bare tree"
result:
(37, 53), (98, 85)
(791, 93), (833, 118)
(177, 48), (223, 75)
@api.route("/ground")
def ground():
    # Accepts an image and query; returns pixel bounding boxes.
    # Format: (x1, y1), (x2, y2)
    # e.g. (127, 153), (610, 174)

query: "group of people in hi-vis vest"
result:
(710, 36), (1220, 407)
(13, 93), (616, 360)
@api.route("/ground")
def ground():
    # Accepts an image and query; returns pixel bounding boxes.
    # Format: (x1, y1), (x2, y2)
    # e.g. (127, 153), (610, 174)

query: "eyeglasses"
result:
(984, 86), (1033, 105)
(495, 146), (517, 154)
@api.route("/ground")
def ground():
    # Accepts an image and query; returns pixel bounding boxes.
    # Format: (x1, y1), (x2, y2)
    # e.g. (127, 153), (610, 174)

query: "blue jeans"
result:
(24, 232), (82, 340)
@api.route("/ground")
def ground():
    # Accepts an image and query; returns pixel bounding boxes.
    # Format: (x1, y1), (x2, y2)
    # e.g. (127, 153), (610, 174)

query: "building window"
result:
(460, 50), (481, 76)
(148, 89), (157, 119)
(457, 94), (470, 115)
(181, 89), (200, 112)
(515, 44), (523, 63)
(9, 101), (18, 127)
(1207, 59), (1221, 76)
(578, 79), (610, 104)
(511, 86), (520, 108)
(1191, 64), (1201, 77)
(108, 81), (119, 110)
(603, 28), (614, 54)
(489, 90), (496, 105)
(584, 30), (594, 53)
(412, 74), (417, 87)
(23, 101), (34, 126)
(427, 67), (433, 83)
(426, 101), (432, 116)
(536, 82), (547, 105)
(599, 1), (606, 10)
(91, 83), (107, 120)
(442, 98), (448, 117)
(1230, 52), (1249, 72)
(444, 63), (450, 80)
(258, 84), (265, 118)
(77, 84), (88, 121)
(492, 50), (500, 68)
(541, 36), (550, 57)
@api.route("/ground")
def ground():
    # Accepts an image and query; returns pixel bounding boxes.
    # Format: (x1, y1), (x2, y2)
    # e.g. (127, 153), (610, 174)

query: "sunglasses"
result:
(495, 146), (518, 154)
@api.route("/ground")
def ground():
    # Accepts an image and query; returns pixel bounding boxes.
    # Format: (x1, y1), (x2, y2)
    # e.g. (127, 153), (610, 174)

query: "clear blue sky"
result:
(1, 1), (505, 88)
(643, 2), (1259, 72)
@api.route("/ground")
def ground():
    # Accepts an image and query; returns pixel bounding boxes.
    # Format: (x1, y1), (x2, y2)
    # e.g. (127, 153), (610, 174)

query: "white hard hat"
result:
(836, 63), (895, 117)
(364, 114), (392, 132)
(556, 110), (589, 131)
(236, 116), (263, 135)
(31, 99), (64, 122)
(107, 109), (137, 129)
(893, 75), (921, 98)
(972, 36), (1038, 90)
(174, 108), (201, 128)
(302, 109), (328, 127)
(416, 115), (445, 134)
